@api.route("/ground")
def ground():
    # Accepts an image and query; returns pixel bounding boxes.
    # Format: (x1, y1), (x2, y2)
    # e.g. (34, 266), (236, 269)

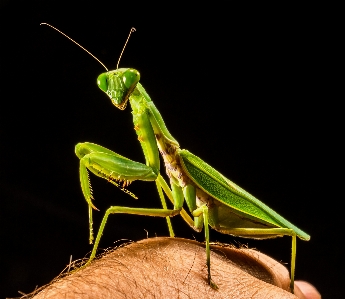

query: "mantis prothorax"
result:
(41, 24), (310, 293)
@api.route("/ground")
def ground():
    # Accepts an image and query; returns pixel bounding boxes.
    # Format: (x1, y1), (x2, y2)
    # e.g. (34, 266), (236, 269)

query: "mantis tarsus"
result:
(42, 24), (310, 293)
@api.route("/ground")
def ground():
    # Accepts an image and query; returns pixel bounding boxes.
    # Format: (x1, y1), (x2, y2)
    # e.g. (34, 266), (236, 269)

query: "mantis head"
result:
(97, 68), (140, 110)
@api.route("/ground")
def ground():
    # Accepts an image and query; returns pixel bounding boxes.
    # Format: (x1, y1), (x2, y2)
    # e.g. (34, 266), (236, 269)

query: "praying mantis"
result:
(42, 24), (310, 293)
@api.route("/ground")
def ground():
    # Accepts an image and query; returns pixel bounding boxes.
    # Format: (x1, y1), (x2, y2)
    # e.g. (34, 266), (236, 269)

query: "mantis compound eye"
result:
(122, 68), (140, 90)
(97, 73), (108, 92)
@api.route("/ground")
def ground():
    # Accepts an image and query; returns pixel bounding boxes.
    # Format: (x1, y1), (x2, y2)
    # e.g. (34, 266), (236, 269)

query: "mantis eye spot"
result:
(97, 73), (108, 92)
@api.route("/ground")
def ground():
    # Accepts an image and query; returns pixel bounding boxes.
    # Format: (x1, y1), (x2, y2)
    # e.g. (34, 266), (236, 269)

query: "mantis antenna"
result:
(116, 27), (136, 69)
(40, 23), (108, 71)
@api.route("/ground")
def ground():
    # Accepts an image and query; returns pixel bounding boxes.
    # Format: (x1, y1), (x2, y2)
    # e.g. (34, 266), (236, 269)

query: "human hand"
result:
(32, 237), (320, 299)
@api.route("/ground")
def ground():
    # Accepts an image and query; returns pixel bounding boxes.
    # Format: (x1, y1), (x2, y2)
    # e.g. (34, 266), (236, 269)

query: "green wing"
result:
(179, 149), (310, 240)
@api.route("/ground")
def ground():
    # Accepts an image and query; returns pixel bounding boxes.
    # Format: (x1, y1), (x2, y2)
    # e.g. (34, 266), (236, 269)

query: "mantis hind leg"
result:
(291, 234), (296, 293)
(86, 206), (181, 267)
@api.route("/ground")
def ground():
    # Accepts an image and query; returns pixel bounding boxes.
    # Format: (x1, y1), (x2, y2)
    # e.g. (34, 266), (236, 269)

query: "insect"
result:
(41, 24), (310, 293)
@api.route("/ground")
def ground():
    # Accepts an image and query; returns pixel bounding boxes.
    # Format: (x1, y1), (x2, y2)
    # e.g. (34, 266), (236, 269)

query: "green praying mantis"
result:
(42, 24), (310, 293)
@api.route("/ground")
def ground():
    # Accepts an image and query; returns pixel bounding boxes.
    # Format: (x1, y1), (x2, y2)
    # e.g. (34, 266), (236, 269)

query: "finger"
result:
(295, 281), (321, 299)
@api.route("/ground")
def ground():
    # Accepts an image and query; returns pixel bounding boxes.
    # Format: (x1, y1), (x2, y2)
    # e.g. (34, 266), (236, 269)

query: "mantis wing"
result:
(178, 149), (310, 241)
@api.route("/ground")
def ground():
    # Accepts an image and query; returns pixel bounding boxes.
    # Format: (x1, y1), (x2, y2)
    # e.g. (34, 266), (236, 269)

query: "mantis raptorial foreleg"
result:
(76, 142), (188, 243)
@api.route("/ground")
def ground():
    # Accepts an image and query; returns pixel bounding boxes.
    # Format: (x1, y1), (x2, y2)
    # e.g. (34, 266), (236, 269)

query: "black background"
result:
(0, 1), (339, 298)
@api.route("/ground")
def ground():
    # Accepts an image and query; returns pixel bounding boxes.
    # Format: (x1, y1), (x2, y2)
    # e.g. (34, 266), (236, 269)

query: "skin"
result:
(30, 238), (320, 299)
